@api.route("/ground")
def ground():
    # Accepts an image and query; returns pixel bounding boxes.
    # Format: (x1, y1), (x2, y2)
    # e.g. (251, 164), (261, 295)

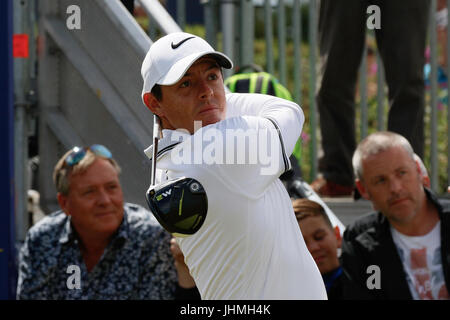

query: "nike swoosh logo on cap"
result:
(171, 36), (195, 49)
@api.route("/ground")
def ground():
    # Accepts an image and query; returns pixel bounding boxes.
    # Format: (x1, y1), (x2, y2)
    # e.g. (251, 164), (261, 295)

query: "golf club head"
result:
(146, 177), (208, 237)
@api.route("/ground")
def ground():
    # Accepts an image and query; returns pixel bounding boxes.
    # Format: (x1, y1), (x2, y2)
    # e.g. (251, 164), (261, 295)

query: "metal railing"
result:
(142, 0), (449, 193)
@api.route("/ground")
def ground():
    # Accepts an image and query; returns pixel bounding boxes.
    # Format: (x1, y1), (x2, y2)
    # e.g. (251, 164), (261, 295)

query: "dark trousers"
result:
(317, 0), (430, 185)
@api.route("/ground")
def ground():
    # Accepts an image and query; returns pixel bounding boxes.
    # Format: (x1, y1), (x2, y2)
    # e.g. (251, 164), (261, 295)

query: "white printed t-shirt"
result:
(144, 92), (327, 300)
(391, 221), (449, 300)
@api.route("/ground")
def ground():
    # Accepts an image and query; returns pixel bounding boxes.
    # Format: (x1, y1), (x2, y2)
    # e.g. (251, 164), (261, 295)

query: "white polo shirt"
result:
(145, 93), (327, 300)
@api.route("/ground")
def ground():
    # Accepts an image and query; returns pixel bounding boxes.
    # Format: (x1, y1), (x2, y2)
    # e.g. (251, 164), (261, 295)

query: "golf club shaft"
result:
(151, 115), (160, 187)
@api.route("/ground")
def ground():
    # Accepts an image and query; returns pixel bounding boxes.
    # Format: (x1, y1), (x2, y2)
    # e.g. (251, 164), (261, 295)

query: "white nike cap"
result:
(141, 32), (233, 102)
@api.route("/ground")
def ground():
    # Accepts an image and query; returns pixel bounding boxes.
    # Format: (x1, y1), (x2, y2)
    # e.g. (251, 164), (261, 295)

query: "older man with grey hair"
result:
(17, 144), (196, 299)
(341, 131), (450, 300)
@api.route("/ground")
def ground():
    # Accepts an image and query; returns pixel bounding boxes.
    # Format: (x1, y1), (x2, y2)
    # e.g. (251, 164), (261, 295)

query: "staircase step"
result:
(323, 197), (373, 227)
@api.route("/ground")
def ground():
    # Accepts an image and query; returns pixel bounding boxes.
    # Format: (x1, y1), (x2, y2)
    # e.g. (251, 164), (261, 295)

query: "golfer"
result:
(141, 32), (326, 300)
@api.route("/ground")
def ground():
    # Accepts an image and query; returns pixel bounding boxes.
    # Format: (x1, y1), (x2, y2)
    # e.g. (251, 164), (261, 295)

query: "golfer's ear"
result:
(143, 93), (161, 115)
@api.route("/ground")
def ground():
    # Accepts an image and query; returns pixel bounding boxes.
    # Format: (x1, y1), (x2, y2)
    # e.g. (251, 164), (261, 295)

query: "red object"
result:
(13, 34), (29, 58)
(311, 176), (354, 197)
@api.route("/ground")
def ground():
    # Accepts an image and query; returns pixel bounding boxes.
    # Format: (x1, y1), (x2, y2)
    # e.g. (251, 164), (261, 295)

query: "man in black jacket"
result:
(341, 131), (450, 299)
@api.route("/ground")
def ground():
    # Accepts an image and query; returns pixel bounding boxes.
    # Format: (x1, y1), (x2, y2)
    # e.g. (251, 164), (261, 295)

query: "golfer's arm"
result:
(208, 98), (304, 196)
(257, 97), (304, 158)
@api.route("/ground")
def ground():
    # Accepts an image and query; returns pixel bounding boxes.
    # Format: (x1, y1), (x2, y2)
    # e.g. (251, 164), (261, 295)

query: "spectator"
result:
(293, 198), (343, 300)
(341, 131), (450, 299)
(140, 32), (327, 299)
(17, 144), (191, 299)
(312, 1), (430, 196)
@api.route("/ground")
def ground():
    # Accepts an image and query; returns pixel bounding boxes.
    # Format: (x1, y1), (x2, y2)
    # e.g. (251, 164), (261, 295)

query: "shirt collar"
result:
(144, 129), (188, 160)
(113, 210), (130, 246)
(59, 214), (75, 244)
(424, 187), (443, 214)
(322, 266), (343, 291)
